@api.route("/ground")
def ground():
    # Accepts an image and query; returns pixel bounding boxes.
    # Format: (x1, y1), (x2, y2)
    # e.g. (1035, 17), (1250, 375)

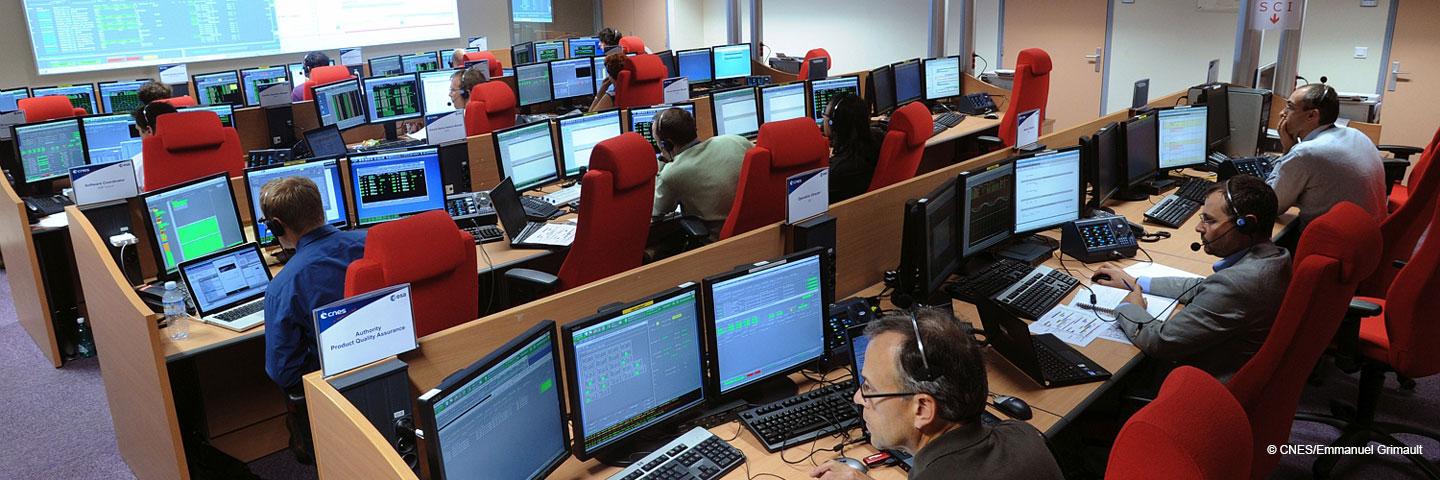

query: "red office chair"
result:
(614, 54), (666, 108)
(345, 210), (478, 338)
(301, 66), (355, 101)
(463, 81), (517, 136)
(18, 96), (86, 122)
(505, 133), (658, 297)
(463, 51), (505, 79)
(796, 48), (832, 80)
(140, 111), (245, 191)
(1379, 127), (1437, 211)
(867, 101), (932, 191)
(719, 118), (829, 240)
(157, 96), (198, 108)
(1225, 202), (1382, 480)
(619, 36), (647, 54)
(1105, 367), (1252, 480)
(996, 48), (1052, 147)
(1357, 126), (1440, 297)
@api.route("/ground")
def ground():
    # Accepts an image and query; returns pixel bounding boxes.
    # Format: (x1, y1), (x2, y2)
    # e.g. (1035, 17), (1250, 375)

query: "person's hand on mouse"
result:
(1093, 265), (1147, 308)
(811, 461), (876, 480)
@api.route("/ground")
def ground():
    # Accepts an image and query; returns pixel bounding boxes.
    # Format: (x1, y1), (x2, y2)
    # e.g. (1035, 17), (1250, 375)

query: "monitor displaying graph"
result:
(142, 174), (246, 274)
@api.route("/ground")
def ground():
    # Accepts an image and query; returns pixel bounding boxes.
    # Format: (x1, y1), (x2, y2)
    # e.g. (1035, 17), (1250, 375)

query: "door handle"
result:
(1388, 61), (1409, 92)
(1084, 48), (1102, 73)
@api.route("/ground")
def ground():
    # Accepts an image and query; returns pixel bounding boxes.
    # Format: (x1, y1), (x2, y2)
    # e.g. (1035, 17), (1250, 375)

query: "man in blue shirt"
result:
(259, 176), (367, 463)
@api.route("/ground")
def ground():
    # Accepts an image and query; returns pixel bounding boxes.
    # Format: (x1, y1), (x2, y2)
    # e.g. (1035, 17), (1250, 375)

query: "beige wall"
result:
(1258, 0), (1391, 95)
(668, 0), (709, 50)
(603, 0), (670, 50)
(1104, 1), (1237, 115)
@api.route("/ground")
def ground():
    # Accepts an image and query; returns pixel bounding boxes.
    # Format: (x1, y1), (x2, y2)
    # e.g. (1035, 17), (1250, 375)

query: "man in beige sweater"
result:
(651, 107), (754, 239)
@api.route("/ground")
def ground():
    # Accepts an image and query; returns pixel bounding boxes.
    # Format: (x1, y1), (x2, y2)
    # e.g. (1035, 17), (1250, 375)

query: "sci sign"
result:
(1252, 0), (1305, 31)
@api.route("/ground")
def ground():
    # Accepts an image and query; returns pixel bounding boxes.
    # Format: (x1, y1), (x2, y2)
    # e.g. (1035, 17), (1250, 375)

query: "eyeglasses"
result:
(858, 308), (935, 402)
(857, 375), (918, 401)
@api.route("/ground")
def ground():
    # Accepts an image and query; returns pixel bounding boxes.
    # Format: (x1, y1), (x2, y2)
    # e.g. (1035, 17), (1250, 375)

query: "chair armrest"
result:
(1378, 144), (1424, 160)
(1383, 158), (1411, 193)
(1347, 299), (1383, 318)
(504, 268), (560, 291)
(975, 135), (1002, 145)
(678, 217), (709, 240)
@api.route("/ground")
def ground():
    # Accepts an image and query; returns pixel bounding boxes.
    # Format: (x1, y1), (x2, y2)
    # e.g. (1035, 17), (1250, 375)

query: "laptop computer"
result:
(975, 299), (1111, 388)
(177, 243), (273, 332)
(489, 177), (576, 249)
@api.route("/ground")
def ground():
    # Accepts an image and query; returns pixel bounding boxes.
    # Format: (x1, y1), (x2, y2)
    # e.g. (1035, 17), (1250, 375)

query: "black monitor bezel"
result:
(1200, 83), (1231, 149)
(139, 171), (246, 277)
(806, 75), (861, 124)
(557, 109), (621, 178)
(242, 158), (351, 246)
(310, 77), (366, 132)
(346, 146), (445, 227)
(868, 64), (896, 115)
(511, 41), (536, 66)
(367, 55), (404, 77)
(533, 40), (568, 62)
(548, 57), (598, 101)
(1084, 122), (1123, 208)
(675, 47), (714, 84)
(33, 83), (98, 114)
(708, 85), (759, 137)
(190, 70), (242, 106)
(921, 55), (965, 102)
(897, 177), (961, 300)
(958, 160), (1016, 258)
(12, 116), (89, 185)
(756, 81), (808, 124)
(400, 51), (442, 73)
(1010, 145), (1085, 236)
(491, 120), (560, 192)
(1154, 105), (1209, 171)
(95, 79), (148, 114)
(890, 58), (924, 107)
(361, 72), (425, 124)
(1121, 112), (1159, 188)
(625, 102), (696, 151)
(516, 61), (556, 107)
(568, 36), (602, 57)
(238, 66), (291, 107)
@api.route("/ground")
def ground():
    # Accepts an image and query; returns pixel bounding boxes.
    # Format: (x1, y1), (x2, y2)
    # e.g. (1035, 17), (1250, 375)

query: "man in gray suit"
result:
(1094, 176), (1292, 380)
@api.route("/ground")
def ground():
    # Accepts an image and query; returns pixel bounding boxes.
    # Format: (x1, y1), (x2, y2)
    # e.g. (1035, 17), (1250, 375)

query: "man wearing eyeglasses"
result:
(810, 310), (1062, 480)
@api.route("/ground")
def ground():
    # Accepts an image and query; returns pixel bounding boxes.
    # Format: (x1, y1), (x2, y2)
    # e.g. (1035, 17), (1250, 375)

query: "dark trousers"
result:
(285, 384), (315, 465)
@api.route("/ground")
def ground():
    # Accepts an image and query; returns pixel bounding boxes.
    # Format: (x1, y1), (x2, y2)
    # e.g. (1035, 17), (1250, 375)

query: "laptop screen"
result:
(179, 244), (271, 315)
(847, 323), (871, 375)
(488, 177), (528, 241)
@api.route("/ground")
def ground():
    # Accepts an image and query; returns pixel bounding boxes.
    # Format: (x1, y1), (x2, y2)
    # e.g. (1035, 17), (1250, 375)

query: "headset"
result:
(654, 107), (675, 153)
(261, 217), (286, 238)
(456, 66), (486, 102)
(907, 308), (938, 382)
(1223, 178), (1259, 235)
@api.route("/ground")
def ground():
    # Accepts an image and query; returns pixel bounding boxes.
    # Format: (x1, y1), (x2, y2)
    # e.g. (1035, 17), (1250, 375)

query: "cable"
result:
(719, 420), (744, 442)
(972, 53), (990, 75)
(990, 392), (1064, 418)
(118, 243), (136, 285)
(1135, 244), (1156, 265)
(744, 457), (786, 480)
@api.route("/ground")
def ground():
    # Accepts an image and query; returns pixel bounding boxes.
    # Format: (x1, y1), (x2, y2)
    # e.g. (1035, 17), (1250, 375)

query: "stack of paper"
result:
(1031, 261), (1206, 347)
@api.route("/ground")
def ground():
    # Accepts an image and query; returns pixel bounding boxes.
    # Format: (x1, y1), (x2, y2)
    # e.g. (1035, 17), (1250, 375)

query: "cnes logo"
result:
(319, 308), (347, 320)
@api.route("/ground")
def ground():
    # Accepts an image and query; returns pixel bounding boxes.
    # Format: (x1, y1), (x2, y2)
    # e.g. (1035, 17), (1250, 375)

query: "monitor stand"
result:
(1148, 174), (1180, 192)
(593, 429), (681, 467)
(381, 121), (399, 141)
(1113, 186), (1151, 202)
(996, 234), (1059, 266)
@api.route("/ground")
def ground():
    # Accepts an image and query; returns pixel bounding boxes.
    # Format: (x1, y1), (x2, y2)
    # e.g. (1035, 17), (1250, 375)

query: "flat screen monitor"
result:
(809, 76), (860, 125)
(516, 63), (553, 107)
(363, 73), (424, 123)
(178, 104), (236, 128)
(1123, 113), (1159, 187)
(348, 148), (446, 227)
(13, 118), (87, 184)
(141, 173), (247, 274)
(97, 80), (146, 114)
(655, 50), (677, 78)
(897, 179), (960, 300)
(494, 121), (560, 191)
(702, 248), (832, 396)
(711, 87), (759, 137)
(892, 59), (923, 106)
(534, 41), (566, 62)
(1085, 122), (1122, 207)
(591, 57), (609, 94)
(557, 110), (621, 178)
(239, 66), (290, 106)
(569, 37), (602, 58)
(1200, 83), (1230, 149)
(562, 285), (706, 460)
(420, 69), (462, 117)
(1157, 106), (1208, 170)
(192, 71), (243, 106)
(677, 48), (713, 84)
(758, 83), (807, 124)
(923, 55), (963, 101)
(512, 42), (536, 66)
(1013, 147), (1084, 234)
(628, 103), (695, 150)
(33, 84), (97, 114)
(417, 321), (569, 480)
(81, 113), (142, 165)
(549, 58), (596, 101)
(959, 162), (1015, 257)
(712, 44), (753, 81)
(869, 65), (896, 115)
(288, 63), (310, 88)
(304, 125), (347, 158)
(402, 52), (441, 73)
(1, 87), (31, 112)
(312, 78), (367, 131)
(244, 159), (349, 245)
(368, 55), (404, 77)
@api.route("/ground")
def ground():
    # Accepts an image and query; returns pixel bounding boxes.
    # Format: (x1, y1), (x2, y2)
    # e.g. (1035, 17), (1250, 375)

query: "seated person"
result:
(651, 108), (752, 239)
(449, 48), (468, 69)
(823, 92), (884, 203)
(588, 51), (626, 112)
(137, 80), (172, 105)
(1094, 176), (1291, 381)
(448, 64), (488, 111)
(259, 176), (368, 462)
(811, 308), (1063, 480)
(290, 51), (334, 102)
(598, 27), (625, 55)
(1268, 83), (1386, 248)
(128, 101), (178, 191)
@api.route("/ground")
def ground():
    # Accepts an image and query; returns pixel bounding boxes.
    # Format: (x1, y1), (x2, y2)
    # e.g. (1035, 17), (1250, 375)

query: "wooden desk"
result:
(1, 180), (63, 367)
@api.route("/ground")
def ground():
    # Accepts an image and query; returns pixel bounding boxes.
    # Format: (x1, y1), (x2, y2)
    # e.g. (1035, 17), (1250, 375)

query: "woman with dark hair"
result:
(823, 92), (884, 202)
(589, 51), (627, 111)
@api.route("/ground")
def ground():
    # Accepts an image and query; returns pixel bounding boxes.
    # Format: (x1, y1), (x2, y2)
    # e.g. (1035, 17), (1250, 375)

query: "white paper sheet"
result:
(525, 224), (576, 246)
(1123, 262), (1205, 280)
(1071, 284), (1182, 323)
(1029, 304), (1122, 347)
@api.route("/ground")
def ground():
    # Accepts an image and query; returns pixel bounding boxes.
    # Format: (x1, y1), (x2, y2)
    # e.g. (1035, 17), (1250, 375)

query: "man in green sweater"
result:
(652, 107), (754, 239)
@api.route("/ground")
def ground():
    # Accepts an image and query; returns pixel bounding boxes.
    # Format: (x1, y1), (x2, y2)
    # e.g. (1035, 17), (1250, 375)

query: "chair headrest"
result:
(464, 51), (504, 76)
(158, 96), (198, 107)
(589, 133), (658, 191)
(624, 55), (667, 82)
(757, 118), (828, 169)
(19, 96), (79, 121)
(156, 111), (226, 151)
(619, 36), (647, 54)
(1294, 202), (1382, 284)
(890, 102), (934, 148)
(472, 81), (516, 113)
(1017, 48), (1053, 76)
(309, 65), (354, 85)
(803, 48), (831, 64)
(365, 211), (467, 281)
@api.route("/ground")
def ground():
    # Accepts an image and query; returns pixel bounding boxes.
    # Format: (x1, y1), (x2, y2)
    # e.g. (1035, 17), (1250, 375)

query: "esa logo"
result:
(389, 291), (409, 302)
(319, 308), (347, 320)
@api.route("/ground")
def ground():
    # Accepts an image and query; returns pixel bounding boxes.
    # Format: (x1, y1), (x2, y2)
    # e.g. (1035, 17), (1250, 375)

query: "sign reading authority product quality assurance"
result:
(314, 284), (418, 377)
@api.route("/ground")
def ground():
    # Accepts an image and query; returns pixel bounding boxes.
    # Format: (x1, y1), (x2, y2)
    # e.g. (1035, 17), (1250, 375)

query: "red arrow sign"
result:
(1270, 13), (1281, 24)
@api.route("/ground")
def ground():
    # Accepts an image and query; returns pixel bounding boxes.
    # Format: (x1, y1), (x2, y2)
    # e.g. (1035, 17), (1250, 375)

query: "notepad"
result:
(1071, 284), (1183, 323)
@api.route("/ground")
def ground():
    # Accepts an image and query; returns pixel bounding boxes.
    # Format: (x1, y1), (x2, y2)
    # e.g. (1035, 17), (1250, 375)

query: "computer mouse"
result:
(1090, 273), (1112, 283)
(993, 394), (1033, 420)
(833, 456), (869, 474)
(984, 113), (1000, 120)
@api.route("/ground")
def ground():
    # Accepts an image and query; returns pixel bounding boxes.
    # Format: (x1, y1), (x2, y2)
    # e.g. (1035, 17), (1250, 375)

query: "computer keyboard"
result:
(739, 380), (861, 452)
(946, 258), (1035, 301)
(609, 427), (745, 480)
(993, 266), (1079, 320)
(462, 224), (505, 244)
(1033, 334), (1110, 383)
(215, 301), (264, 322)
(1175, 177), (1216, 203)
(1143, 195), (1202, 228)
(542, 184), (582, 206)
(23, 194), (73, 219)
(521, 195), (560, 219)
(931, 112), (965, 136)
(352, 138), (424, 153)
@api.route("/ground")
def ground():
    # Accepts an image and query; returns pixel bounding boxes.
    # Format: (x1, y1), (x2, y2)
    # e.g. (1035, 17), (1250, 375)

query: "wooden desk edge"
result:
(305, 371), (418, 480)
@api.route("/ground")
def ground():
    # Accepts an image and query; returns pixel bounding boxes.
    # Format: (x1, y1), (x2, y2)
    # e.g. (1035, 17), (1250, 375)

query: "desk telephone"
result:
(956, 93), (997, 115)
(1060, 216), (1139, 263)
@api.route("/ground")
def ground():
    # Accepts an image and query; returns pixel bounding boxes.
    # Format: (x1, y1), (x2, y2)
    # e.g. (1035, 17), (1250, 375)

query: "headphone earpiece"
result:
(1223, 178), (1257, 235)
(264, 218), (287, 239)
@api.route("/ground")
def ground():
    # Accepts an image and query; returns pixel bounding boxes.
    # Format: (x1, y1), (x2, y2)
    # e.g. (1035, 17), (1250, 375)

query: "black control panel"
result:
(1060, 216), (1138, 263)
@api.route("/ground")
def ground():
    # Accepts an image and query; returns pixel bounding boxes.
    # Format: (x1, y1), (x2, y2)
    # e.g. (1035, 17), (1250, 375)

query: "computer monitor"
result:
(1084, 122), (1123, 207)
(557, 110), (621, 178)
(238, 67), (290, 107)
(1156, 106), (1208, 170)
(13, 118), (87, 184)
(958, 162), (1016, 257)
(702, 248), (833, 397)
(758, 83), (807, 124)
(417, 320), (569, 480)
(896, 179), (960, 303)
(1012, 147), (1084, 235)
(303, 125), (347, 158)
(569, 36), (602, 57)
(192, 71), (243, 106)
(494, 121), (560, 191)
(97, 80), (146, 114)
(808, 76), (860, 125)
(348, 148), (446, 227)
(312, 78), (367, 131)
(402, 52), (442, 73)
(676, 48), (713, 84)
(0, 87), (30, 112)
(81, 113), (142, 165)
(243, 159), (349, 245)
(561, 284), (707, 460)
(923, 56), (963, 101)
(420, 69), (462, 117)
(1198, 83), (1230, 149)
(1256, 63), (1277, 90)
(362, 73), (424, 123)
(512, 42), (536, 66)
(892, 59), (923, 106)
(591, 57), (609, 94)
(655, 50), (677, 78)
(550, 58), (596, 101)
(33, 84), (97, 114)
(141, 173), (247, 274)
(869, 65), (896, 115)
(287, 63), (310, 88)
(516, 63), (554, 107)
(712, 44), (753, 81)
(1123, 113), (1159, 188)
(628, 103), (696, 150)
(368, 55), (404, 77)
(534, 41), (566, 62)
(178, 104), (236, 128)
(711, 87), (759, 138)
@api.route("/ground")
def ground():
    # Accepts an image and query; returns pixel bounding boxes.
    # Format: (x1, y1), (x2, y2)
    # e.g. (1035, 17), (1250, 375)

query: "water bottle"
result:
(162, 281), (190, 340)
(75, 317), (96, 358)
